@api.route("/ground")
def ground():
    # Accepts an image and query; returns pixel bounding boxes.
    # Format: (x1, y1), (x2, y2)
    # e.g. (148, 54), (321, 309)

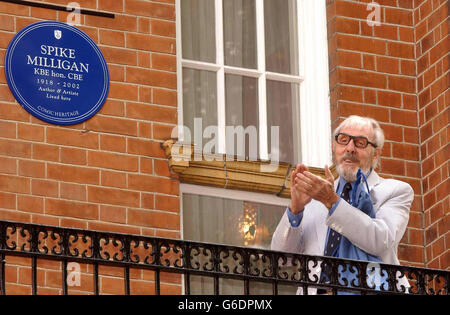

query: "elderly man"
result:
(271, 115), (414, 294)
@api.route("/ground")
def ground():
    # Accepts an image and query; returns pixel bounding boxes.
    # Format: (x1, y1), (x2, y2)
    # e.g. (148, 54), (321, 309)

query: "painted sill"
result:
(162, 140), (336, 198)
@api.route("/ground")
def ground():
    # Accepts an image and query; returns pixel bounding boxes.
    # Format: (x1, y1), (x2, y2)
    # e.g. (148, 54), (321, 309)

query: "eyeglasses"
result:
(335, 132), (377, 149)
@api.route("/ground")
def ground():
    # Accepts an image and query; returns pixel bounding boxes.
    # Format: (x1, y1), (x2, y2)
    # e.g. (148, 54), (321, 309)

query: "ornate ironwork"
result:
(0, 220), (448, 295)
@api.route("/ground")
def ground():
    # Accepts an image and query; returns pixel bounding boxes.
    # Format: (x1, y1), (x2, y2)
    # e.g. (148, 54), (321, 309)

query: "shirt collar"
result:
(337, 168), (372, 192)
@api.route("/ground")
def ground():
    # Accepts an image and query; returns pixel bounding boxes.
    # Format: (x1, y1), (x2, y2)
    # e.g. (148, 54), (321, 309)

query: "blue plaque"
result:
(5, 21), (109, 125)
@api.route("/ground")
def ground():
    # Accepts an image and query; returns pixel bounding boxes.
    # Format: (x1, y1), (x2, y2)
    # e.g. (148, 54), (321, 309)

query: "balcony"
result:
(0, 220), (448, 295)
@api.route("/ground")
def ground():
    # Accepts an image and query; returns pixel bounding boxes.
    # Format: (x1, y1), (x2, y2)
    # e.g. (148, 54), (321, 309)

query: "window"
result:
(177, 0), (331, 166)
(176, 0), (331, 293)
(181, 184), (296, 294)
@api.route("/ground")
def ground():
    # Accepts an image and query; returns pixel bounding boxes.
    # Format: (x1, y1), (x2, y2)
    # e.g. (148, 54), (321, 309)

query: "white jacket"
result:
(271, 171), (414, 294)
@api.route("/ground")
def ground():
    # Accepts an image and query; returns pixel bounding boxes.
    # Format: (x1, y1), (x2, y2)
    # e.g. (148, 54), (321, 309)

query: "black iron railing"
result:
(0, 220), (448, 295)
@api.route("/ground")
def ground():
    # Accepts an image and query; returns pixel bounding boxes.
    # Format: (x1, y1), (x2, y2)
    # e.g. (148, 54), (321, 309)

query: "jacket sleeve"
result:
(270, 210), (303, 254)
(326, 180), (413, 257)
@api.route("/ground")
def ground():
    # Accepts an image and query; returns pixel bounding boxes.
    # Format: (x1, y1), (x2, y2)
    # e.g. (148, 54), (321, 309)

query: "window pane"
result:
(266, 80), (300, 164)
(183, 193), (293, 294)
(223, 0), (257, 69)
(264, 0), (299, 75)
(182, 68), (217, 150)
(183, 194), (284, 248)
(225, 74), (258, 159)
(181, 0), (216, 62)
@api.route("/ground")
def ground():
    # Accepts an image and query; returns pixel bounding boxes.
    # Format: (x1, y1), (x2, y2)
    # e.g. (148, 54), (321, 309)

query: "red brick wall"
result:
(415, 0), (448, 270)
(0, 0), (181, 294)
(327, 0), (448, 269)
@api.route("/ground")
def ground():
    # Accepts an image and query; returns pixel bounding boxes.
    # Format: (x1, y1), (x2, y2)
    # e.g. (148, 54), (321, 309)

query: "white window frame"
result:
(176, 0), (331, 207)
(176, 0), (331, 169)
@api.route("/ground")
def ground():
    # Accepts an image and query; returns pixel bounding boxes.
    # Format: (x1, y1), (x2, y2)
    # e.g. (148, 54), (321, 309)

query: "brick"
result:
(18, 160), (45, 178)
(128, 174), (179, 195)
(391, 109), (418, 126)
(152, 123), (175, 141)
(0, 174), (30, 194)
(108, 82), (139, 101)
(126, 102), (177, 124)
(155, 195), (179, 213)
(151, 19), (176, 37)
(374, 24), (399, 40)
(387, 42), (415, 58)
(380, 123), (403, 142)
(141, 193), (154, 209)
(0, 156), (17, 175)
(376, 56), (399, 74)
(0, 120), (16, 138)
(60, 182), (86, 202)
(154, 159), (171, 177)
(85, 14), (137, 32)
(85, 116), (138, 137)
(100, 134), (126, 153)
(340, 101), (389, 122)
(140, 157), (153, 175)
(392, 143), (420, 161)
(32, 144), (59, 162)
(125, 0), (175, 20)
(88, 151), (138, 172)
(0, 209), (30, 223)
(0, 102), (29, 122)
(403, 94), (417, 110)
(380, 158), (405, 176)
(127, 138), (165, 158)
(88, 186), (139, 207)
(128, 209), (179, 230)
(378, 90), (402, 107)
(100, 46), (137, 66)
(45, 199), (98, 220)
(339, 68), (387, 89)
(126, 66), (177, 89)
(139, 86), (152, 103)
(336, 50), (361, 69)
(17, 124), (44, 142)
(335, 0), (369, 20)
(0, 139), (31, 158)
(17, 195), (44, 213)
(152, 53), (176, 72)
(337, 33), (386, 55)
(101, 169), (127, 188)
(138, 122), (151, 138)
(88, 222), (140, 236)
(98, 0), (124, 13)
(384, 7), (413, 26)
(398, 245), (424, 263)
(47, 127), (99, 149)
(0, 191), (16, 209)
(60, 147), (87, 165)
(139, 17), (151, 34)
(0, 13), (14, 31)
(388, 75), (416, 93)
(126, 33), (176, 54)
(31, 179), (58, 198)
(138, 51), (151, 68)
(153, 88), (177, 107)
(47, 164), (99, 185)
(100, 205), (127, 224)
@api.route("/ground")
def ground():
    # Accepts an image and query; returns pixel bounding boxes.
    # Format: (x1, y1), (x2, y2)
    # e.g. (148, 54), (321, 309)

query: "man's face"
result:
(332, 125), (379, 182)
